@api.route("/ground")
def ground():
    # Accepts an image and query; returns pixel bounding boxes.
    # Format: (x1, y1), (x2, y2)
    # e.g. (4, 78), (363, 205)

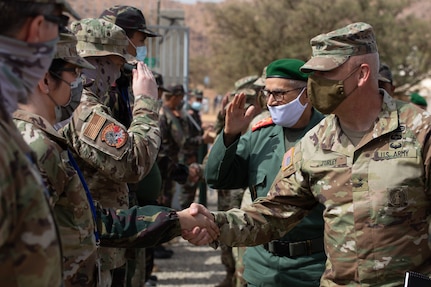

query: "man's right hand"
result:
(132, 62), (158, 100)
(223, 92), (256, 146)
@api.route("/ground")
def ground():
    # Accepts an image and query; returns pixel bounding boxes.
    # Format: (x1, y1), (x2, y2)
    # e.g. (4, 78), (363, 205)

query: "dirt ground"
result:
(152, 189), (226, 287)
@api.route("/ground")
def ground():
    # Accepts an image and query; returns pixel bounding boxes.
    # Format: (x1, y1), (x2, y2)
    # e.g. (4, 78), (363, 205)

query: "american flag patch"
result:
(83, 113), (106, 141)
(282, 148), (294, 171)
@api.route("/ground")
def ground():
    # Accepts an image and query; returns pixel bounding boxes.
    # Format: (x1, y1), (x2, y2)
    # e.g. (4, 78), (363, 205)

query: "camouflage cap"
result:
(71, 18), (129, 60)
(14, 0), (80, 19)
(99, 5), (160, 37)
(301, 22), (378, 73)
(234, 75), (259, 90)
(254, 66), (267, 87)
(55, 33), (95, 69)
(378, 63), (393, 83)
(229, 88), (257, 108)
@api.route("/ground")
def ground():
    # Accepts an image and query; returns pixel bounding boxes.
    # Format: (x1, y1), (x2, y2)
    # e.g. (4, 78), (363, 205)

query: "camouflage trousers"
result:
(217, 188), (246, 287)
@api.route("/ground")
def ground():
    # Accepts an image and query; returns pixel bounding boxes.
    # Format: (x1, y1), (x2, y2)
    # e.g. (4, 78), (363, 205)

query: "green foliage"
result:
(195, 0), (431, 94)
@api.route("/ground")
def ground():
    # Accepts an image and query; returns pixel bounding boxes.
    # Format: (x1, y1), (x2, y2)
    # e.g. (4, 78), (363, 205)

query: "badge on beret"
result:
(101, 123), (128, 148)
(282, 148), (294, 171)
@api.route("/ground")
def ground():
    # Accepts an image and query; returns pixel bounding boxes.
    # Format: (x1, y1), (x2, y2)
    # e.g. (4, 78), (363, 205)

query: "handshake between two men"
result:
(177, 203), (219, 246)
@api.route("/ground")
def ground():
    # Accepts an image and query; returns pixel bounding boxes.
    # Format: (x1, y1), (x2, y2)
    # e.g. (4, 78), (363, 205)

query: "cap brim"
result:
(139, 28), (161, 37)
(300, 55), (349, 73)
(62, 2), (81, 20)
(253, 77), (265, 87)
(378, 75), (391, 83)
(63, 56), (95, 69)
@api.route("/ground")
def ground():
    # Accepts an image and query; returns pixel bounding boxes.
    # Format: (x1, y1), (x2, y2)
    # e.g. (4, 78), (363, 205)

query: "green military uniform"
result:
(212, 92), (431, 286)
(61, 19), (161, 279)
(206, 109), (325, 286)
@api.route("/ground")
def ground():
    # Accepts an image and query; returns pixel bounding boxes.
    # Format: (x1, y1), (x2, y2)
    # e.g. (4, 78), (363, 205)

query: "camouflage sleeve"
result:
(62, 91), (161, 182)
(213, 144), (318, 246)
(98, 205), (181, 248)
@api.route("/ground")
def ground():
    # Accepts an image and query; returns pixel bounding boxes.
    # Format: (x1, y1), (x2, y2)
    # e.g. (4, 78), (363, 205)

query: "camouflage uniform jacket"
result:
(60, 88), (161, 209)
(60, 88), (161, 270)
(206, 109), (326, 286)
(13, 110), (183, 285)
(0, 111), (62, 287)
(13, 109), (97, 286)
(157, 105), (188, 176)
(183, 108), (203, 157)
(213, 92), (431, 286)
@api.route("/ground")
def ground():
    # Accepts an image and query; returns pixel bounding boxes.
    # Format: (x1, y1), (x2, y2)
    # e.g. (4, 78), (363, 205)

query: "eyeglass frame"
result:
(262, 87), (305, 102)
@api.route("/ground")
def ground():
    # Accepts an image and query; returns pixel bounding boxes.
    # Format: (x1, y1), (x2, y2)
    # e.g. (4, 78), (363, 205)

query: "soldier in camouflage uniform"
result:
(98, 6), (162, 286)
(60, 18), (161, 287)
(157, 83), (190, 208)
(186, 22), (431, 286)
(0, 0), (78, 286)
(13, 32), (98, 287)
(12, 32), (220, 287)
(178, 89), (214, 210)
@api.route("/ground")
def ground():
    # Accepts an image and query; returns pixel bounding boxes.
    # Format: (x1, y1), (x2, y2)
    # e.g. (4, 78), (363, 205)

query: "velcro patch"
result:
(101, 123), (128, 148)
(83, 113), (106, 141)
(282, 147), (294, 171)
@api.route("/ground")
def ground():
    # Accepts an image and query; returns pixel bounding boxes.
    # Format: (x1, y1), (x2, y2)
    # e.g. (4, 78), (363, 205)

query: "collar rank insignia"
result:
(101, 123), (128, 148)
(252, 117), (274, 132)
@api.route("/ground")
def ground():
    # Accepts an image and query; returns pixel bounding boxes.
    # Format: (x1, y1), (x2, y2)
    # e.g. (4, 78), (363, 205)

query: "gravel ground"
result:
(152, 188), (226, 287)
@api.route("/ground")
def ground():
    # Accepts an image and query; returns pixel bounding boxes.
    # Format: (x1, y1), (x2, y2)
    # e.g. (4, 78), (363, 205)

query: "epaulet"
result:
(252, 117), (274, 132)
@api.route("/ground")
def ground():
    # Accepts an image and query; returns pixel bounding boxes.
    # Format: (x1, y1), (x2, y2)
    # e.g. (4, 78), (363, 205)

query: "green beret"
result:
(266, 59), (308, 82)
(410, 92), (427, 107)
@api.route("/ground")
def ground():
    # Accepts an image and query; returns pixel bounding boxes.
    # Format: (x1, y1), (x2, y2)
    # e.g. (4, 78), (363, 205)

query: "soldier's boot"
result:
(215, 270), (235, 287)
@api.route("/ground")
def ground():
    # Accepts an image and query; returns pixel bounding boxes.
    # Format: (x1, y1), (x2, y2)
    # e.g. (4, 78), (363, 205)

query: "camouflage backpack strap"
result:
(251, 117), (274, 132)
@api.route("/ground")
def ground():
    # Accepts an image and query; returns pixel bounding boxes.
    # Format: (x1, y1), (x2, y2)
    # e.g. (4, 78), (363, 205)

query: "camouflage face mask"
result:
(83, 57), (121, 96)
(0, 35), (58, 114)
(307, 65), (360, 114)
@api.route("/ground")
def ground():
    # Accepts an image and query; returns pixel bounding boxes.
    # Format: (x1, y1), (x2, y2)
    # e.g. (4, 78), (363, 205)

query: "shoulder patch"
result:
(252, 117), (274, 132)
(83, 113), (106, 140)
(101, 123), (128, 148)
(282, 147), (294, 171)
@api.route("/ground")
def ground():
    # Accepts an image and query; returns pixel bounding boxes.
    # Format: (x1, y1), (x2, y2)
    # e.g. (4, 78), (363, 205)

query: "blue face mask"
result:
(135, 45), (147, 62)
(191, 101), (202, 111)
(128, 37), (147, 62)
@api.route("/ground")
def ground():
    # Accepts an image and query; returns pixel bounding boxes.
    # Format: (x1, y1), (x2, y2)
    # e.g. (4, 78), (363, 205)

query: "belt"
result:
(263, 237), (324, 258)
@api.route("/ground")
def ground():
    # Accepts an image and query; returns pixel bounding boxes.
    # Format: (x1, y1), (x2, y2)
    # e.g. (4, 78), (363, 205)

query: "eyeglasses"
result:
(262, 87), (304, 102)
(44, 14), (70, 30)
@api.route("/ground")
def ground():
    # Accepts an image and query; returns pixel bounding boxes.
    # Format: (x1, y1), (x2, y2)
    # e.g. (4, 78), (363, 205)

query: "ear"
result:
(358, 64), (370, 87)
(37, 72), (50, 94)
(24, 15), (45, 43)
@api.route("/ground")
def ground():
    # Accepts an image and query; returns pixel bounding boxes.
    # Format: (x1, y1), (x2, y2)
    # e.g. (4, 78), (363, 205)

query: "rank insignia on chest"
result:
(101, 123), (128, 148)
(282, 147), (294, 171)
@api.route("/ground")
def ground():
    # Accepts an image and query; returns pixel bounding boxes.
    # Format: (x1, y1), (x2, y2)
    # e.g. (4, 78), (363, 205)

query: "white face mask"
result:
(267, 87), (307, 128)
